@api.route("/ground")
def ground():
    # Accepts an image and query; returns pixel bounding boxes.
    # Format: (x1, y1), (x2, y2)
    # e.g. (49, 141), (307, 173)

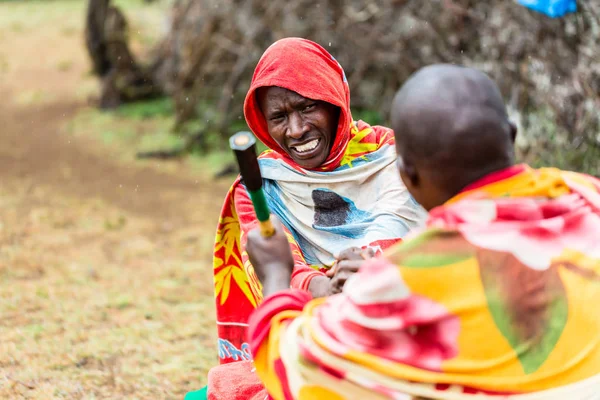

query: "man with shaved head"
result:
(243, 64), (600, 399)
(392, 64), (517, 211)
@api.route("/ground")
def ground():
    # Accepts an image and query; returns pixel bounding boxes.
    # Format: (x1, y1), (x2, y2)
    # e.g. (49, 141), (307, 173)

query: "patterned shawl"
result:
(249, 165), (600, 399)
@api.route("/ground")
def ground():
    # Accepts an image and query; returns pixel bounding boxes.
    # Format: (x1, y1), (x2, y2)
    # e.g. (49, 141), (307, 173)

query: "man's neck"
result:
(443, 162), (520, 205)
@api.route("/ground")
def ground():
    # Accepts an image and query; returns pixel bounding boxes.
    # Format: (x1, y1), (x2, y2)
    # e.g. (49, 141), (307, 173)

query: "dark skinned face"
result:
(257, 87), (340, 169)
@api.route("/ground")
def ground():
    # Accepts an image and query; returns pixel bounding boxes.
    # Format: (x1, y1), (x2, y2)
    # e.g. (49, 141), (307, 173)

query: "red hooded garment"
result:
(243, 37), (353, 171)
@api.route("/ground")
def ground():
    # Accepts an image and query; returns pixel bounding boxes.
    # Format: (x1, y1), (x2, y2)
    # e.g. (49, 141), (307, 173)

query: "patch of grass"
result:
(67, 106), (175, 161)
(0, 0), (169, 33)
(0, 1), (84, 30)
(70, 98), (245, 174)
(100, 129), (128, 145)
(36, 287), (49, 299)
(74, 77), (99, 100)
(189, 149), (235, 175)
(352, 107), (384, 126)
(67, 109), (115, 136)
(24, 323), (45, 340)
(56, 59), (73, 72)
(0, 54), (8, 73)
(15, 89), (55, 105)
(137, 127), (185, 152)
(117, 97), (174, 119)
(110, 294), (134, 310)
(9, 21), (23, 32)
(104, 216), (127, 231)
(60, 25), (78, 37)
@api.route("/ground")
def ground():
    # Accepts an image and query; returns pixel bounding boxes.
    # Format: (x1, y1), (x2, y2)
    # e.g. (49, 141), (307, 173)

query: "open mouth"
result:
(290, 138), (321, 157)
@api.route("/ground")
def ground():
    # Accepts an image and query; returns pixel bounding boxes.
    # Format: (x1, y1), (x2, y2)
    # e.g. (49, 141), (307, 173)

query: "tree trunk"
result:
(85, 0), (161, 109)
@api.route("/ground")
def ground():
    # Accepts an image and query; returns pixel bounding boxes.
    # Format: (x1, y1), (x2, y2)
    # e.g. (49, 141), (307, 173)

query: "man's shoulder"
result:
(556, 169), (600, 193)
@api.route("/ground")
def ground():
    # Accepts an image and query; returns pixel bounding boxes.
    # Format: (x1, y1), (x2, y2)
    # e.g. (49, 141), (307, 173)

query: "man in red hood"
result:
(213, 37), (426, 366)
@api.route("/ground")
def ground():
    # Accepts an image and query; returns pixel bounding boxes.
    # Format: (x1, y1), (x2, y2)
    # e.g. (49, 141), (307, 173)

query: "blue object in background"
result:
(517, 0), (577, 18)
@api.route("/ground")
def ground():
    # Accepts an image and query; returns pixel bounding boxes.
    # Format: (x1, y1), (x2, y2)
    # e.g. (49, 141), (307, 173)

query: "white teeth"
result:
(293, 139), (319, 153)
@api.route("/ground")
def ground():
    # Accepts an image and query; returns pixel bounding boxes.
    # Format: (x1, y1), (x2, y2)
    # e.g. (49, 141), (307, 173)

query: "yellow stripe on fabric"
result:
(447, 166), (571, 205)
(339, 125), (378, 168)
(253, 345), (284, 400)
(298, 386), (345, 400)
(399, 258), (524, 377)
(302, 298), (327, 314)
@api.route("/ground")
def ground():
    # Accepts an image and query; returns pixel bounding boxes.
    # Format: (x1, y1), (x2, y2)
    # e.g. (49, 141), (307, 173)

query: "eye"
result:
(269, 114), (285, 122)
(302, 104), (316, 113)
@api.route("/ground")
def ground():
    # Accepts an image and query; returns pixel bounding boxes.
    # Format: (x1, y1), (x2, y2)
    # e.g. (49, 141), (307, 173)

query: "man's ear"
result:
(509, 121), (518, 144)
(404, 162), (419, 188)
(397, 156), (419, 188)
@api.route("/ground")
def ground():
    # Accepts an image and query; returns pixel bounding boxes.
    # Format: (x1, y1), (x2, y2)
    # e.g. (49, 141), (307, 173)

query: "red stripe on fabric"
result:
(366, 238), (402, 256)
(434, 382), (515, 395)
(462, 386), (515, 395)
(320, 364), (345, 380)
(298, 337), (346, 380)
(295, 270), (325, 292)
(247, 289), (312, 359)
(459, 164), (527, 194)
(273, 358), (295, 400)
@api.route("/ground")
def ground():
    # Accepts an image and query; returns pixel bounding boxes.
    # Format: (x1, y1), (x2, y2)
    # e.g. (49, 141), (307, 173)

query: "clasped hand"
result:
(246, 216), (375, 298)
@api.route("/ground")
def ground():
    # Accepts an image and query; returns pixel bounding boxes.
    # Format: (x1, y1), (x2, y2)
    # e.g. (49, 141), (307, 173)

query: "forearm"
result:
(261, 264), (292, 298)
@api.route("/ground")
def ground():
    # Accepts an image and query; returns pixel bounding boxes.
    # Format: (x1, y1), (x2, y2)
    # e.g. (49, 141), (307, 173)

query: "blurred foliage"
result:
(352, 108), (384, 127)
(144, 0), (599, 175)
(116, 97), (174, 119)
(78, 0), (600, 175)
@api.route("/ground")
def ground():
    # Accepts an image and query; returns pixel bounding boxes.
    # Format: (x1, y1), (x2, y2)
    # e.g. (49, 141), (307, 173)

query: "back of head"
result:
(391, 64), (516, 210)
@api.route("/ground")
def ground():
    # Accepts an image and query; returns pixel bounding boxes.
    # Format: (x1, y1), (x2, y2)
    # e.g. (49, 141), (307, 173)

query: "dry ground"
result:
(0, 1), (229, 398)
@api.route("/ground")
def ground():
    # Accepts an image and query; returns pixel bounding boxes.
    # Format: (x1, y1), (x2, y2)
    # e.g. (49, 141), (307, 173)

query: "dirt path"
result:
(0, 2), (228, 398)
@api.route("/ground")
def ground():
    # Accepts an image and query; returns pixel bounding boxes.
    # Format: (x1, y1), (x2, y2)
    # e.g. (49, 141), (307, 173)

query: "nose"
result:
(286, 112), (309, 140)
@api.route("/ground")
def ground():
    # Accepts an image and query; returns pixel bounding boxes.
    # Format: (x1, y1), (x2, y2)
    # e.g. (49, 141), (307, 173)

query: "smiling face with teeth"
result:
(257, 86), (340, 169)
